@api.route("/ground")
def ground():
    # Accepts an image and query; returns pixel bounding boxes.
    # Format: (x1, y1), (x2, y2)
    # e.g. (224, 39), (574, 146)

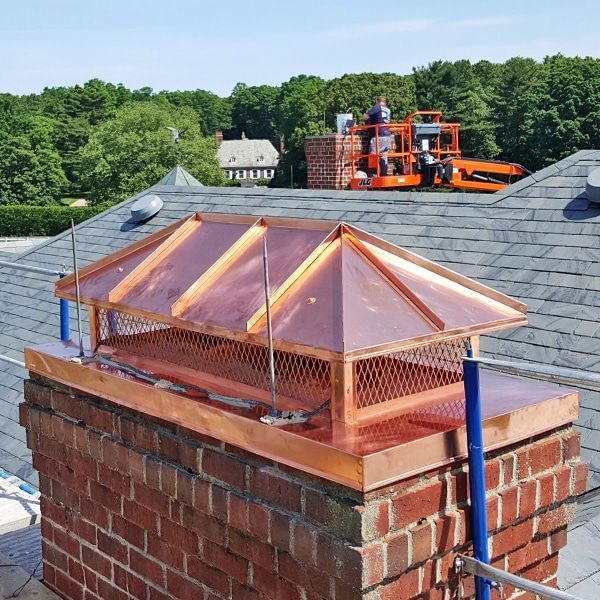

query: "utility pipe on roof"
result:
(0, 260), (70, 277)
(0, 354), (25, 368)
(463, 356), (600, 390)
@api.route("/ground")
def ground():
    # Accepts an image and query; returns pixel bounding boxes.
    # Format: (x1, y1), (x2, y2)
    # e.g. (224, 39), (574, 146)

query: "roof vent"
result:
(586, 167), (600, 204)
(130, 194), (163, 223)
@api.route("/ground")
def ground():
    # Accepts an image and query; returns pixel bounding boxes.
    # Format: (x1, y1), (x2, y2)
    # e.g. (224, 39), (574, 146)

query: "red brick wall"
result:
(21, 374), (586, 600)
(305, 134), (396, 190)
(305, 134), (366, 190)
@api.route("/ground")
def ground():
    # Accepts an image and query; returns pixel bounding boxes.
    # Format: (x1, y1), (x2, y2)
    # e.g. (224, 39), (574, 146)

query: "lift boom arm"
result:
(348, 111), (529, 192)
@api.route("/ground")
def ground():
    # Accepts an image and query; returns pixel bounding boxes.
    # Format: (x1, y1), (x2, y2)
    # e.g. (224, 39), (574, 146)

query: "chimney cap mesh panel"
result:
(96, 308), (468, 413)
(96, 308), (331, 409)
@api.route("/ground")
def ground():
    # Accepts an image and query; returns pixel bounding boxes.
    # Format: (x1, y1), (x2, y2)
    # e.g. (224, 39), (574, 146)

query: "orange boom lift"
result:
(349, 110), (529, 192)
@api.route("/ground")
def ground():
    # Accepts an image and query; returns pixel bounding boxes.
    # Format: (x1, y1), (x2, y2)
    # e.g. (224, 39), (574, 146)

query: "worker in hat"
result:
(363, 97), (391, 176)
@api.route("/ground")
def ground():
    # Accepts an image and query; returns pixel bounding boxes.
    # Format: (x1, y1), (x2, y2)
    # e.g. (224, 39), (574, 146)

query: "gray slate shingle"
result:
(1, 150), (599, 487)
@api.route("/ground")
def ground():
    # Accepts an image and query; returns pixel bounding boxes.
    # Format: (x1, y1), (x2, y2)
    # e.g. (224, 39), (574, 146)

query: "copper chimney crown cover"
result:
(56, 213), (527, 360)
(32, 213), (581, 491)
(55, 212), (528, 429)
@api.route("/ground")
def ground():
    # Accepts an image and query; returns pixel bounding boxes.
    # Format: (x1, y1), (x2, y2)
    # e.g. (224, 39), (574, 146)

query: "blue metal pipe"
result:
(463, 347), (491, 600)
(59, 273), (70, 341)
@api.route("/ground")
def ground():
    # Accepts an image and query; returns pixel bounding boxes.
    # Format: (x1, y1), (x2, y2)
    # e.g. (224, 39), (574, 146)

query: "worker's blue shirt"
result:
(366, 104), (391, 136)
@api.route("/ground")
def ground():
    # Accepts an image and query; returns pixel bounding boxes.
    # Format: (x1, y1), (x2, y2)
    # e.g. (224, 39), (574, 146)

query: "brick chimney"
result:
(215, 130), (223, 145)
(20, 214), (588, 600)
(20, 381), (586, 599)
(305, 133), (367, 190)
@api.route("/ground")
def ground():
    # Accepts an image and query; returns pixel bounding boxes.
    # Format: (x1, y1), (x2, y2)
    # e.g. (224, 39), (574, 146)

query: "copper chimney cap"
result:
(56, 213), (526, 360)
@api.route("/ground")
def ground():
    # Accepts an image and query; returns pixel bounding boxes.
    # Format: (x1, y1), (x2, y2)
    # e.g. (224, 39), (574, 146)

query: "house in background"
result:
(216, 131), (279, 183)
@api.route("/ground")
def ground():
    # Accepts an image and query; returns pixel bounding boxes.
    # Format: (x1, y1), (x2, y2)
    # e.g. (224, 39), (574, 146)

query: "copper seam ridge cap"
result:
(55, 212), (527, 358)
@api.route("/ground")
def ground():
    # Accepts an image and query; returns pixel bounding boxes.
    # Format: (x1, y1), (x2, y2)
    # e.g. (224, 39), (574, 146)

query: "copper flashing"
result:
(26, 340), (578, 491)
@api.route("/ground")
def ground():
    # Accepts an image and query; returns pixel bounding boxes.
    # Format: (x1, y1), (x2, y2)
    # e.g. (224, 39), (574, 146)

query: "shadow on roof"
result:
(562, 194), (600, 221)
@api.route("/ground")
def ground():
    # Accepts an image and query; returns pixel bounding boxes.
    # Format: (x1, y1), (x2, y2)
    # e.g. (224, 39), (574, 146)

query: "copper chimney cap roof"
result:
(56, 213), (527, 360)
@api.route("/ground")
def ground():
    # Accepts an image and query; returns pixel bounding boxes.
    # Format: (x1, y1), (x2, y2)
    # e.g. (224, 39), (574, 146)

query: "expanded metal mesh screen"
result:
(95, 309), (468, 419)
(95, 309), (331, 408)
(354, 337), (469, 409)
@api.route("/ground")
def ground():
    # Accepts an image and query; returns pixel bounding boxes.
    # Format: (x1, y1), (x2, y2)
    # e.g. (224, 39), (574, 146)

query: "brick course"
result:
(305, 134), (365, 190)
(21, 374), (586, 599)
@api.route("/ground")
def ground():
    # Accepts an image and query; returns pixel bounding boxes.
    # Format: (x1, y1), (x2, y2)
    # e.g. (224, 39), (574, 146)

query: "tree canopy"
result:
(80, 102), (225, 204)
(0, 110), (67, 205)
(2, 54), (600, 202)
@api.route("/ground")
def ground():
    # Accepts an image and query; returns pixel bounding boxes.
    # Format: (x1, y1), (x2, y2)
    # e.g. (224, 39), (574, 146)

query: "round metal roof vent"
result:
(130, 194), (163, 222)
(586, 167), (600, 204)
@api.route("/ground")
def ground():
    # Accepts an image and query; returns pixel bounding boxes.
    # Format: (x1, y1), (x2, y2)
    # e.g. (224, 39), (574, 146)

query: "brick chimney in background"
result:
(305, 133), (367, 190)
(215, 130), (223, 145)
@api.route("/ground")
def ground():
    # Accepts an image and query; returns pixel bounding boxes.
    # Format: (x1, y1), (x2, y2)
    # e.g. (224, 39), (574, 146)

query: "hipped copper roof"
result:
(56, 213), (527, 359)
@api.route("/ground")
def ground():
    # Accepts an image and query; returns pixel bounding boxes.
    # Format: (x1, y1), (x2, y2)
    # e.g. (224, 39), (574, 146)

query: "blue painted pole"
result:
(59, 273), (70, 342)
(463, 347), (491, 600)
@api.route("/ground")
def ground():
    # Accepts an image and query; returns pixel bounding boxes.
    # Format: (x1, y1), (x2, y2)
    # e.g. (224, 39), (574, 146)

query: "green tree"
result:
(524, 55), (600, 169)
(0, 107), (68, 204)
(324, 72), (416, 125)
(0, 132), (67, 205)
(80, 101), (225, 204)
(229, 83), (279, 141)
(413, 60), (499, 158)
(491, 57), (543, 166)
(271, 75), (327, 188)
(160, 89), (233, 136)
(40, 79), (133, 191)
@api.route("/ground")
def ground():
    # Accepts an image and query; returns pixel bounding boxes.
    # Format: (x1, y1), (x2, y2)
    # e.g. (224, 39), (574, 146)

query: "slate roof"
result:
(1, 150), (599, 488)
(217, 138), (279, 169)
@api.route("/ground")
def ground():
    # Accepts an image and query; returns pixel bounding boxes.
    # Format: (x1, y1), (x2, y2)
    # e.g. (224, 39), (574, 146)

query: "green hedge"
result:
(0, 205), (106, 237)
(223, 178), (272, 188)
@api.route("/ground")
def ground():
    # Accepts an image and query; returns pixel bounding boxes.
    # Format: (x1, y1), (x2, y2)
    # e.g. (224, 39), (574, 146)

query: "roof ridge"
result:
(490, 149), (599, 205)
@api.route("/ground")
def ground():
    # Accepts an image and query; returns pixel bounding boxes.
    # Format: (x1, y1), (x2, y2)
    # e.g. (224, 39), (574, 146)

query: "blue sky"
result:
(2, 0), (599, 96)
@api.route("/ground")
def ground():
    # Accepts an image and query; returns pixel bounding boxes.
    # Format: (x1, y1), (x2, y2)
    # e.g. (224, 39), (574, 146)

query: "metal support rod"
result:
(463, 347), (491, 600)
(0, 354), (25, 369)
(59, 271), (70, 342)
(463, 355), (600, 390)
(70, 220), (85, 357)
(262, 236), (277, 414)
(455, 555), (581, 600)
(0, 260), (69, 277)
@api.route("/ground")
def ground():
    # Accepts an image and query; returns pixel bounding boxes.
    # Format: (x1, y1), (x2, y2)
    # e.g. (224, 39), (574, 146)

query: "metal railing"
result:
(461, 353), (594, 600)
(0, 260), (68, 277)
(464, 356), (600, 390)
(455, 555), (581, 600)
(0, 260), (71, 342)
(0, 354), (25, 369)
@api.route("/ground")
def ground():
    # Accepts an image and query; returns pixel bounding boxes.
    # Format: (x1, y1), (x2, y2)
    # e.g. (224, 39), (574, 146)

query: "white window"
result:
(251, 169), (260, 179)
(265, 169), (274, 178)
(236, 170), (246, 179)
(229, 156), (236, 164)
(257, 156), (265, 163)
(226, 170), (233, 180)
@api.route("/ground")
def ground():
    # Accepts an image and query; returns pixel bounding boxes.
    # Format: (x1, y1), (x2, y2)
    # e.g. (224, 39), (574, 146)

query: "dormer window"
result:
(257, 156), (265, 163)
(229, 156), (236, 164)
